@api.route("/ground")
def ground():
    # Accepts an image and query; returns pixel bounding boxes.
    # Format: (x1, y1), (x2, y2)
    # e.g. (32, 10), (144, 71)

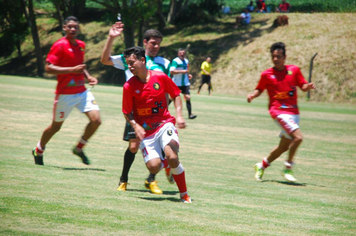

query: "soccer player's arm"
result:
(170, 60), (187, 75)
(247, 74), (265, 103)
(101, 22), (124, 66)
(122, 83), (146, 140)
(296, 67), (316, 92)
(45, 42), (86, 75)
(165, 75), (185, 129)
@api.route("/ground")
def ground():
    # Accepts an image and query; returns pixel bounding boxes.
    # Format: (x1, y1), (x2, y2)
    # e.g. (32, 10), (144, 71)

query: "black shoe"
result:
(32, 147), (44, 165)
(189, 114), (197, 119)
(72, 148), (90, 165)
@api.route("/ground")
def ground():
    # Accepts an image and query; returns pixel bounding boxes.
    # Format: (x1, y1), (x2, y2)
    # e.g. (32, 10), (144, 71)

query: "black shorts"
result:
(201, 74), (211, 84)
(123, 120), (136, 141)
(178, 86), (190, 95)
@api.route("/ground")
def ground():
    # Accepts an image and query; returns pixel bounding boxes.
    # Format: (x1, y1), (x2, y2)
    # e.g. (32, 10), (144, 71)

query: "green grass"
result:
(1, 75), (355, 235)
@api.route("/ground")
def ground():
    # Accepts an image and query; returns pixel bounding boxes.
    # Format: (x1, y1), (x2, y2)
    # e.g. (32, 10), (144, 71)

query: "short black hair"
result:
(64, 16), (79, 25)
(123, 46), (146, 62)
(143, 29), (163, 41)
(270, 42), (286, 56)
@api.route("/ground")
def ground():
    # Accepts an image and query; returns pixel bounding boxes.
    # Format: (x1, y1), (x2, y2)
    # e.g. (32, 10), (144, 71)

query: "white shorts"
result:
(274, 114), (300, 139)
(140, 122), (179, 164)
(53, 90), (99, 122)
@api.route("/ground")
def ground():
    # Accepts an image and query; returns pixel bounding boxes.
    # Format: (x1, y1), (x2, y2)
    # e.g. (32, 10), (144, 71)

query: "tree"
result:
(91, 0), (157, 48)
(26, 0), (44, 77)
(0, 0), (28, 60)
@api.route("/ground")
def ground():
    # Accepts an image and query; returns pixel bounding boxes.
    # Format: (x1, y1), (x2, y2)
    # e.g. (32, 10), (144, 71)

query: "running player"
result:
(247, 42), (315, 182)
(122, 46), (191, 203)
(101, 22), (172, 194)
(32, 16), (101, 165)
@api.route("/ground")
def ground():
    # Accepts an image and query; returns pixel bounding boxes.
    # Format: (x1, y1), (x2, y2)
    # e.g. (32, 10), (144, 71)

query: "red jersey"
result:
(255, 65), (307, 119)
(46, 37), (86, 94)
(279, 3), (290, 11)
(122, 70), (181, 137)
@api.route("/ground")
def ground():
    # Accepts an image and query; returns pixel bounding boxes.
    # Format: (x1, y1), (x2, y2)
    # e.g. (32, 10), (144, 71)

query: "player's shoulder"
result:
(154, 56), (170, 65)
(262, 67), (274, 75)
(150, 70), (167, 77)
(285, 64), (300, 70)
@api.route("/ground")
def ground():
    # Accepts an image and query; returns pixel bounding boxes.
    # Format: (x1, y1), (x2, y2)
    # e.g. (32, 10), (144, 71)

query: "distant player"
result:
(122, 46), (191, 203)
(247, 42), (315, 182)
(198, 57), (212, 95)
(32, 16), (101, 165)
(170, 48), (197, 119)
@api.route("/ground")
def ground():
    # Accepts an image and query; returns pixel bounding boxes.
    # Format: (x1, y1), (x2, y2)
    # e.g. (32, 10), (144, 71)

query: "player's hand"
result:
(134, 124), (146, 141)
(72, 64), (86, 73)
(307, 82), (316, 90)
(109, 22), (124, 38)
(87, 76), (98, 86)
(176, 116), (186, 129)
(188, 74), (193, 80)
(247, 94), (254, 103)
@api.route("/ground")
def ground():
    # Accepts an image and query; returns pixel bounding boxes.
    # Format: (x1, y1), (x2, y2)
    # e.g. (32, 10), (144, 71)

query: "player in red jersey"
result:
(247, 42), (315, 182)
(32, 16), (101, 166)
(122, 46), (191, 203)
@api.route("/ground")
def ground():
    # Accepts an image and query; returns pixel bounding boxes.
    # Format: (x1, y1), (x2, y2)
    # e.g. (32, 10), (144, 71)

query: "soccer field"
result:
(1, 75), (355, 235)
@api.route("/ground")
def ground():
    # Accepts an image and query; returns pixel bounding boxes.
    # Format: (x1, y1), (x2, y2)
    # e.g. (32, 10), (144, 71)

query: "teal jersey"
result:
(170, 57), (190, 86)
(111, 54), (170, 81)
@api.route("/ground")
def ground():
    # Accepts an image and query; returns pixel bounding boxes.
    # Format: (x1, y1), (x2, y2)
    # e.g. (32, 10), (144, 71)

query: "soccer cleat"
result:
(117, 182), (128, 191)
(189, 114), (197, 119)
(181, 194), (192, 203)
(254, 163), (264, 181)
(282, 169), (297, 182)
(32, 147), (44, 165)
(72, 148), (90, 165)
(165, 167), (175, 184)
(144, 180), (163, 194)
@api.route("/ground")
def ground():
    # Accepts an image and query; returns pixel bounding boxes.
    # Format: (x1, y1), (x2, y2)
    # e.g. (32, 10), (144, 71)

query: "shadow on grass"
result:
(138, 196), (181, 203)
(263, 180), (307, 186)
(47, 165), (106, 171)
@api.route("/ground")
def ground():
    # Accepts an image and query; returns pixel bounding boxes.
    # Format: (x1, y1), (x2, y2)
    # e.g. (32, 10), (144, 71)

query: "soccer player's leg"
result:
(140, 136), (163, 194)
(162, 123), (191, 203)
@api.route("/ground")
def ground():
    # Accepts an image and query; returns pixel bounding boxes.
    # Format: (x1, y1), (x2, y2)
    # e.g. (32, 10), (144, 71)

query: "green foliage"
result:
(224, 0), (356, 12)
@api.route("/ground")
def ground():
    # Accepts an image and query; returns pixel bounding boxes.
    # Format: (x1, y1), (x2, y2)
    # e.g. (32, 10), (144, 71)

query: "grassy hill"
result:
(0, 12), (355, 103)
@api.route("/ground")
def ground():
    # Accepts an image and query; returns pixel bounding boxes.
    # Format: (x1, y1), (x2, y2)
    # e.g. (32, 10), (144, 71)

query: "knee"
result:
(293, 133), (303, 144)
(129, 141), (139, 153)
(92, 117), (102, 127)
(146, 159), (161, 174)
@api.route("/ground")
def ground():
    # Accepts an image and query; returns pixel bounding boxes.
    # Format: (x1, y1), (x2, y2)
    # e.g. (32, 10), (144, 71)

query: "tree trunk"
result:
(156, 0), (166, 31)
(15, 39), (22, 60)
(167, 0), (177, 24)
(28, 0), (44, 77)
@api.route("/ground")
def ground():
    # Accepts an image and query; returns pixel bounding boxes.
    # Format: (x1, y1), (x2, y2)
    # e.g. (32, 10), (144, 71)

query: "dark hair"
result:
(123, 46), (146, 62)
(270, 42), (286, 55)
(143, 29), (163, 41)
(178, 48), (185, 53)
(64, 16), (79, 25)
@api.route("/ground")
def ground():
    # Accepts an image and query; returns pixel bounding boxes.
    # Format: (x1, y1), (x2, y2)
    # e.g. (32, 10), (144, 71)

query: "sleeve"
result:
(122, 82), (134, 115)
(255, 73), (267, 92)
(295, 67), (308, 88)
(201, 62), (206, 70)
(111, 54), (126, 70)
(170, 59), (178, 71)
(46, 42), (62, 65)
(163, 74), (181, 98)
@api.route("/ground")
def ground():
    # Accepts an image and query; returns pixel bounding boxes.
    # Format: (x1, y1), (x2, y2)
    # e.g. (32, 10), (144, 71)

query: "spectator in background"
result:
(276, 0), (291, 13)
(235, 8), (251, 29)
(256, 0), (267, 13)
(246, 1), (255, 12)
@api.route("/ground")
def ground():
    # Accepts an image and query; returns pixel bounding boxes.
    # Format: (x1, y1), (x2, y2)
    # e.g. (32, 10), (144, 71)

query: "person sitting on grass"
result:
(235, 8), (251, 29)
(276, 0), (291, 13)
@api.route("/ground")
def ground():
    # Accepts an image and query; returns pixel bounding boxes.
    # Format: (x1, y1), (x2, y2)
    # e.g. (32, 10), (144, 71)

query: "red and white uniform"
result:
(255, 65), (308, 119)
(122, 70), (181, 138)
(46, 37), (86, 95)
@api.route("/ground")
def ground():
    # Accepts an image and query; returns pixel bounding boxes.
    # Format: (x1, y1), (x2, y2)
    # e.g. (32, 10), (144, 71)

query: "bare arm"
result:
(123, 113), (146, 141)
(301, 82), (316, 92)
(45, 62), (86, 75)
(173, 96), (186, 129)
(100, 22), (124, 66)
(247, 89), (262, 103)
(83, 69), (98, 86)
(170, 69), (188, 75)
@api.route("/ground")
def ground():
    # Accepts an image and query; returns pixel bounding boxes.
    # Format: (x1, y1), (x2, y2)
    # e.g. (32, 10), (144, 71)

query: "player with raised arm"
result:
(101, 21), (172, 194)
